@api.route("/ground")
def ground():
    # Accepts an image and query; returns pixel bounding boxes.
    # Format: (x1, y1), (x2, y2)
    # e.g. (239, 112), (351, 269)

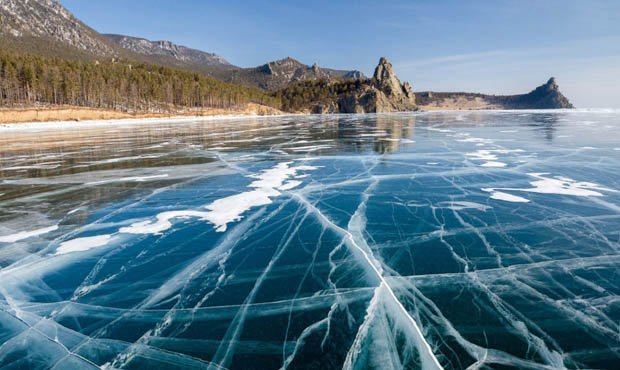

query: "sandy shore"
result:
(0, 103), (284, 126)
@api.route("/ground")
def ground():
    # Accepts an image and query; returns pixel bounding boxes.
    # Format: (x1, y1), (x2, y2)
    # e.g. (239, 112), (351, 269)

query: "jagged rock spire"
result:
(372, 57), (416, 104)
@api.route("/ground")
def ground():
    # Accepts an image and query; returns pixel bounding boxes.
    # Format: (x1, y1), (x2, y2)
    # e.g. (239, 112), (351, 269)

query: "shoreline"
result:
(0, 107), (615, 133)
(0, 112), (301, 132)
(0, 103), (284, 127)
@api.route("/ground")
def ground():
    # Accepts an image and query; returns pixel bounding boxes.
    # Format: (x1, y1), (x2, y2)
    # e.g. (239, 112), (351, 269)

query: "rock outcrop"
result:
(335, 57), (417, 113)
(416, 77), (574, 110)
(277, 57), (418, 114)
(505, 77), (573, 109)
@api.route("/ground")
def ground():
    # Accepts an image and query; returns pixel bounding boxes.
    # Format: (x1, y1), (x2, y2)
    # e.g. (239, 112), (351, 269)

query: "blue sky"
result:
(61, 0), (620, 107)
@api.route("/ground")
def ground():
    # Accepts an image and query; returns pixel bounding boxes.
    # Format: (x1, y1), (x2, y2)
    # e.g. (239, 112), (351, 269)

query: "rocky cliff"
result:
(278, 57), (417, 114)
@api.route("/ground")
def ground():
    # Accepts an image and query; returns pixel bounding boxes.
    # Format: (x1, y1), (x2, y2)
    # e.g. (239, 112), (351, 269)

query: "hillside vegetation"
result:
(0, 50), (280, 113)
(274, 78), (368, 112)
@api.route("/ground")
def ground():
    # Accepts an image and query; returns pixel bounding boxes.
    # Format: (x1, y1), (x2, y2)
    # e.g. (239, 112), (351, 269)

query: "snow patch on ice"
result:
(93, 154), (163, 165)
(483, 173), (616, 203)
(0, 225), (59, 243)
(86, 174), (169, 185)
(486, 191), (530, 203)
(426, 127), (453, 133)
(55, 235), (112, 255)
(289, 145), (332, 152)
(120, 210), (213, 235)
(120, 162), (317, 234)
(466, 150), (497, 161)
(440, 201), (491, 211)
(67, 208), (82, 215)
(481, 161), (507, 168)
(457, 136), (493, 144)
(1, 162), (63, 171)
(278, 180), (302, 190)
(523, 173), (616, 197)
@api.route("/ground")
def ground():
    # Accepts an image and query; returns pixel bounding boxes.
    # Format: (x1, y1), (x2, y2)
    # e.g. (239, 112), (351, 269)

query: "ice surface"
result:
(1, 110), (619, 369)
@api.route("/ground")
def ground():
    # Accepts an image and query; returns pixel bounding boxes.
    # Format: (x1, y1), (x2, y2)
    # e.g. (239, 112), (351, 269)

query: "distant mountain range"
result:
(209, 57), (365, 90)
(0, 0), (363, 91)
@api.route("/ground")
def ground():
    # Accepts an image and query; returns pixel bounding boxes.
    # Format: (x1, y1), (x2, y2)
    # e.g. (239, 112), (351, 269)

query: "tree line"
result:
(273, 78), (369, 112)
(0, 50), (280, 112)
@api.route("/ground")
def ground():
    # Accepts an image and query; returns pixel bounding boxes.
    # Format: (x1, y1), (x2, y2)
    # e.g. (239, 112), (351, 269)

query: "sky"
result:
(61, 0), (620, 108)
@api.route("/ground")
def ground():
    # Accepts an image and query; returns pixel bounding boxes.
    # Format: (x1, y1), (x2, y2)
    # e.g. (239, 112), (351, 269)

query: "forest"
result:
(274, 78), (369, 112)
(0, 50), (280, 112)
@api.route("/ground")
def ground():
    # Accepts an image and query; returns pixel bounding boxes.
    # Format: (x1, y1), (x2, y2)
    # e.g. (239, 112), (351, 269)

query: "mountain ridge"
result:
(103, 33), (236, 70)
(214, 56), (365, 91)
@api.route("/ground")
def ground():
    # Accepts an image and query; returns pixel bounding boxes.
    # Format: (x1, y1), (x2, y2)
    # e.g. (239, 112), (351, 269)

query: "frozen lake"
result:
(0, 111), (619, 369)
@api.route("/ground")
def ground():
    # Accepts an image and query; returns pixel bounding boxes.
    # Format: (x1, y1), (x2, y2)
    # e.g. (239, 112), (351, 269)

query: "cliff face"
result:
(313, 58), (416, 113)
(337, 57), (416, 113)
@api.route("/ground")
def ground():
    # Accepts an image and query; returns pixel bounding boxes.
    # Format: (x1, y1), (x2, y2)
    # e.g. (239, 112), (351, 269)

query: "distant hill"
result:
(211, 57), (365, 91)
(104, 34), (236, 71)
(416, 78), (574, 110)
